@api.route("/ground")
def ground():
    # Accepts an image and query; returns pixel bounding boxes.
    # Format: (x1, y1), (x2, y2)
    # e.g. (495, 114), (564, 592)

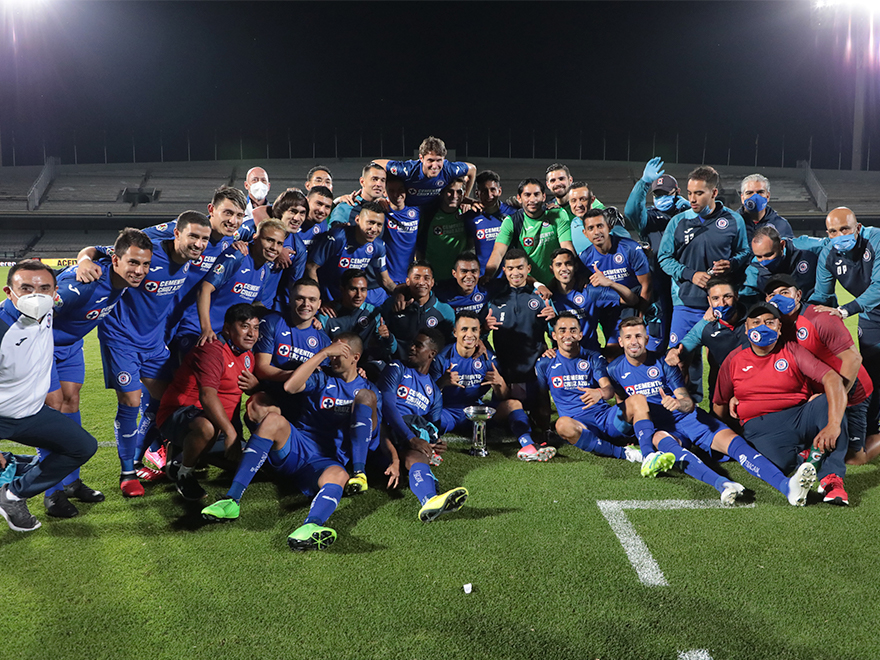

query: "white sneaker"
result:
(787, 463), (816, 507)
(624, 445), (643, 464)
(720, 481), (745, 506)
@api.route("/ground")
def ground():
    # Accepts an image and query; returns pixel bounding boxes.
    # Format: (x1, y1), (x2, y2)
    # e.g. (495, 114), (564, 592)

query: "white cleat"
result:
(624, 445), (643, 464)
(787, 463), (817, 507)
(720, 481), (746, 506)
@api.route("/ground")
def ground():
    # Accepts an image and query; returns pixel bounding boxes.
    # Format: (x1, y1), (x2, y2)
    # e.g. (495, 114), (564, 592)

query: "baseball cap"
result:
(746, 301), (782, 320)
(651, 175), (678, 193)
(763, 273), (799, 294)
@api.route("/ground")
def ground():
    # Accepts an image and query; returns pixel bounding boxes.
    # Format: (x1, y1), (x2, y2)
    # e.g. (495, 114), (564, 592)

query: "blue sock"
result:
(727, 436), (789, 495)
(576, 428), (625, 459)
(634, 419), (656, 456)
(657, 436), (727, 493)
(350, 403), (372, 474)
(509, 409), (533, 447)
(115, 403), (140, 473)
(408, 462), (438, 505)
(304, 483), (343, 526)
(226, 435), (273, 501)
(135, 394), (160, 460)
(63, 410), (82, 427)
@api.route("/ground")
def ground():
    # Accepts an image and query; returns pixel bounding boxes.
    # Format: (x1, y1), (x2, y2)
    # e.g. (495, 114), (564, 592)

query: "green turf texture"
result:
(1, 269), (878, 660)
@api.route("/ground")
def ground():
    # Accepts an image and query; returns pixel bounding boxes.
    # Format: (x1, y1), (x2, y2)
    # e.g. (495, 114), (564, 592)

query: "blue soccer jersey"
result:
(429, 344), (499, 410)
(254, 311), (330, 369)
(535, 349), (609, 419)
(578, 235), (650, 292)
(461, 201), (515, 275)
(299, 221), (328, 248)
(308, 224), (389, 302)
(551, 286), (619, 350)
(379, 361), (441, 442)
(265, 231), (308, 313)
(607, 352), (685, 408)
(384, 206), (421, 283)
(385, 159), (471, 207)
(52, 260), (126, 346)
(200, 248), (272, 333)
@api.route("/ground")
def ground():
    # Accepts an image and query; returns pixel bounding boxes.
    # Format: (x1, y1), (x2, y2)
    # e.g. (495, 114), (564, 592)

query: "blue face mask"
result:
(757, 255), (781, 270)
(748, 324), (778, 347)
(769, 294), (797, 315)
(832, 233), (857, 253)
(654, 195), (675, 212)
(744, 193), (768, 214)
(699, 201), (716, 218)
(712, 305), (735, 322)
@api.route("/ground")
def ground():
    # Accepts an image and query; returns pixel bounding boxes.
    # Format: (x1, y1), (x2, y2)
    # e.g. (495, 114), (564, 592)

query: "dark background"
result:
(1, 1), (877, 169)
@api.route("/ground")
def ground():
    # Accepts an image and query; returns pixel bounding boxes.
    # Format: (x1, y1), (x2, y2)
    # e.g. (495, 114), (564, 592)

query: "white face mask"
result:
(248, 182), (269, 202)
(11, 292), (54, 320)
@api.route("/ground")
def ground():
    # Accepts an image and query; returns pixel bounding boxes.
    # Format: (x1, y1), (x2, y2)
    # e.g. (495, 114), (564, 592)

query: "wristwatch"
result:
(836, 306), (849, 319)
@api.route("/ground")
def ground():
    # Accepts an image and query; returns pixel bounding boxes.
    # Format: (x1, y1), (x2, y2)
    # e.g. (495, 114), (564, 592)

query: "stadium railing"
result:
(799, 160), (828, 213)
(26, 157), (60, 211)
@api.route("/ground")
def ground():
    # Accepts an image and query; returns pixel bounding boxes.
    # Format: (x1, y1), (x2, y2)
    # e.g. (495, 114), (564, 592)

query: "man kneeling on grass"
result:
(201, 332), (384, 552)
(156, 303), (260, 501)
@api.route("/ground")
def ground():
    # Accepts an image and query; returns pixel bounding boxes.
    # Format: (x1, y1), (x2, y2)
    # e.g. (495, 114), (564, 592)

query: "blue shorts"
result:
(439, 407), (470, 435)
(100, 338), (172, 392)
(648, 403), (726, 453)
(267, 422), (344, 496)
(573, 403), (632, 440)
(50, 341), (86, 391)
(669, 305), (707, 348)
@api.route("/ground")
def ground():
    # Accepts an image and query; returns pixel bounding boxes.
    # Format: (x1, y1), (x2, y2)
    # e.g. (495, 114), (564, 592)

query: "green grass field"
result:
(1, 269), (878, 660)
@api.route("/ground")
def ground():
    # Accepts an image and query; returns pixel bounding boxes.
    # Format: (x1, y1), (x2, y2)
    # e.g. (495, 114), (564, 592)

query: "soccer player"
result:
(380, 330), (469, 522)
(657, 165), (750, 401)
(383, 174), (421, 285)
(416, 178), (472, 280)
(736, 174), (795, 242)
(536, 314), (642, 463)
(434, 252), (489, 324)
(78, 211), (212, 497)
(569, 181), (623, 255)
(578, 208), (652, 353)
(0, 261), (98, 532)
(327, 162), (387, 226)
(301, 185), (334, 247)
(304, 165), (333, 192)
(380, 260), (455, 361)
(157, 304), (260, 501)
(430, 311), (548, 461)
(375, 135), (476, 207)
(483, 179), (575, 285)
(545, 163), (574, 216)
(260, 190), (309, 312)
(243, 166), (271, 220)
(611, 316), (816, 506)
(196, 219), (288, 345)
(307, 200), (397, 304)
(713, 302), (850, 505)
(461, 170), (516, 275)
(201, 333), (381, 552)
(40, 228), (153, 517)
(739, 226), (818, 306)
(765, 273), (876, 467)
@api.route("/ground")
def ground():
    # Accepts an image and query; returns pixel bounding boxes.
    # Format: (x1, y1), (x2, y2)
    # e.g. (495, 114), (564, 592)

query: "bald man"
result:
(810, 207), (880, 465)
(243, 167), (271, 220)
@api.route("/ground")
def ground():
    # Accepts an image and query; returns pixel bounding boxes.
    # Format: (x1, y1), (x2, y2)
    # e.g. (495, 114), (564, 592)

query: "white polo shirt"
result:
(0, 300), (54, 419)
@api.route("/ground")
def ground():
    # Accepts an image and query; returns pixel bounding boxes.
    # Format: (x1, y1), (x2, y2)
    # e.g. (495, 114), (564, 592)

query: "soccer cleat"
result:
(345, 472), (368, 495)
(517, 444), (548, 462)
(429, 451), (443, 467)
(640, 451), (675, 478)
(63, 478), (105, 503)
(45, 490), (79, 518)
(165, 458), (181, 482)
(786, 463), (816, 507)
(418, 487), (469, 523)
(720, 481), (746, 506)
(175, 473), (207, 502)
(135, 463), (165, 482)
(119, 475), (145, 498)
(201, 498), (240, 522)
(143, 444), (167, 471)
(0, 485), (41, 532)
(819, 474), (849, 506)
(624, 445), (643, 463)
(536, 442), (557, 461)
(287, 523), (337, 551)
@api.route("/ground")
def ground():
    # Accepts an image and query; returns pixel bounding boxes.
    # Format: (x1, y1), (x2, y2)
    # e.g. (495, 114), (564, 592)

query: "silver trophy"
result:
(463, 405), (495, 457)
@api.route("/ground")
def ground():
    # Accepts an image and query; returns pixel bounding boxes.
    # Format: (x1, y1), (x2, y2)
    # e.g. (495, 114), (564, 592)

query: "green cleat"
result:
(344, 472), (368, 495)
(201, 498), (240, 522)
(640, 451), (676, 478)
(287, 523), (337, 552)
(418, 487), (469, 523)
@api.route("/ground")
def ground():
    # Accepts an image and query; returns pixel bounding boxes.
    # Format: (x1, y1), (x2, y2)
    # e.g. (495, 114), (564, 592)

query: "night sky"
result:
(1, 1), (876, 169)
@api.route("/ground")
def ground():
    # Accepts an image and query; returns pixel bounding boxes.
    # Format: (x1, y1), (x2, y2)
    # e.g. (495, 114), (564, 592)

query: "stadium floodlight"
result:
(815, 0), (879, 10)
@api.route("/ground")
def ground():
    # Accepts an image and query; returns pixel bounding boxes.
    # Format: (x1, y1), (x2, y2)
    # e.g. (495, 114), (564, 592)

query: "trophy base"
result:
(469, 447), (489, 457)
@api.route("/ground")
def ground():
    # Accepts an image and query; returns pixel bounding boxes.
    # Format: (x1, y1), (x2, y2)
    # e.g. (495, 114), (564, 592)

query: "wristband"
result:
(77, 255), (92, 264)
(837, 306), (849, 319)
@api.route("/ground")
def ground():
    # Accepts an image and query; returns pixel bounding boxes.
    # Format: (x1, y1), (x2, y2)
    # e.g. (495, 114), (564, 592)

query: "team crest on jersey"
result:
(625, 385), (636, 396)
(647, 366), (660, 378)
(574, 294), (585, 306)
(670, 332), (678, 344)
(614, 253), (625, 264)
(577, 360), (589, 371)
(339, 257), (351, 268)
(774, 358), (789, 372)
(277, 344), (292, 357)
(552, 376), (564, 388)
(193, 255), (204, 267)
(436, 179), (445, 188)
(321, 396), (335, 409)
(864, 250), (872, 262)
(387, 220), (397, 230)
(244, 355), (251, 369)
(407, 209), (417, 219)
(476, 229), (485, 240)
(214, 264), (225, 275)
(233, 282), (244, 294)
(357, 316), (369, 327)
(390, 166), (398, 174)
(157, 223), (168, 231)
(365, 244), (374, 254)
(797, 326), (808, 340)
(117, 371), (132, 386)
(797, 260), (809, 273)
(397, 385), (410, 399)
(473, 293), (484, 303)
(307, 336), (318, 348)
(53, 292), (63, 307)
(425, 385), (433, 395)
(426, 317), (438, 327)
(85, 309), (101, 321)
(433, 226), (444, 236)
(528, 298), (540, 310)
(408, 188), (418, 196)
(260, 269), (265, 281)
(716, 218), (729, 229)
(222, 241), (230, 250)
(474, 360), (483, 370)
(145, 281), (159, 293)
(542, 222), (550, 228)
(523, 237), (535, 247)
